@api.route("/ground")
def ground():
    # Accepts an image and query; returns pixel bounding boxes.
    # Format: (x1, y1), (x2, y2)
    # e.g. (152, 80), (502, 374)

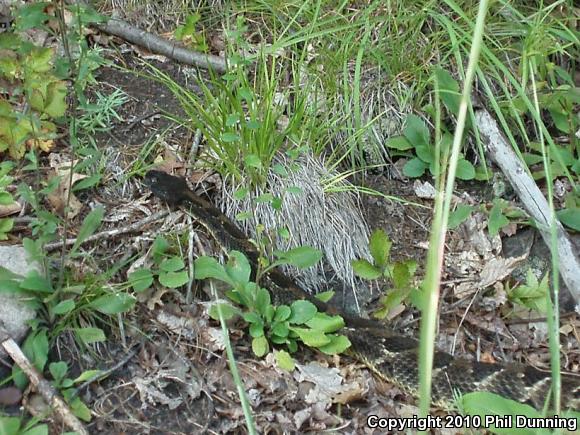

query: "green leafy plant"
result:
(149, 17), (320, 189)
(77, 89), (129, 136)
(557, 188), (580, 232)
(194, 249), (350, 367)
(127, 236), (191, 293)
(46, 361), (96, 422)
(461, 391), (580, 434)
(351, 229), (420, 319)
(0, 416), (47, 435)
(385, 113), (476, 180)
(0, 161), (16, 240)
(0, 32), (66, 159)
(174, 12), (208, 52)
(506, 269), (549, 314)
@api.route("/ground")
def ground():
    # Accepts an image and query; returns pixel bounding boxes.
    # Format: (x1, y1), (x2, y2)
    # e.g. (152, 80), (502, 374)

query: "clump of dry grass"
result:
(221, 152), (373, 312)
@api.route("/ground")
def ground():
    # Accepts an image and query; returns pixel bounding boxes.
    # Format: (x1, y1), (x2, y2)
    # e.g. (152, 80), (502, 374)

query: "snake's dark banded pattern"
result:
(144, 170), (580, 411)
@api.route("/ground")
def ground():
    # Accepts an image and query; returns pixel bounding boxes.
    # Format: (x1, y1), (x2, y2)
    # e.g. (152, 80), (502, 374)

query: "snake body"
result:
(144, 170), (580, 411)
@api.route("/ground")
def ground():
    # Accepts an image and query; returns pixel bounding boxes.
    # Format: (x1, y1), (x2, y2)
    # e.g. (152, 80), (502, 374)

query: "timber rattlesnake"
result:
(144, 170), (580, 411)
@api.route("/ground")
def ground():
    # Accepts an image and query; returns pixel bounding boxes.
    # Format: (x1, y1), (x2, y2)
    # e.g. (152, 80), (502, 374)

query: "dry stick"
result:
(44, 210), (169, 252)
(1, 334), (88, 435)
(475, 108), (580, 308)
(93, 18), (227, 73)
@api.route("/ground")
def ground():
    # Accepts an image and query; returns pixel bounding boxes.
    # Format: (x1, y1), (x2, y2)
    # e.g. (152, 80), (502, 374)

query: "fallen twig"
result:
(45, 210), (169, 252)
(94, 18), (227, 73)
(1, 330), (88, 435)
(475, 108), (580, 308)
(69, 344), (141, 401)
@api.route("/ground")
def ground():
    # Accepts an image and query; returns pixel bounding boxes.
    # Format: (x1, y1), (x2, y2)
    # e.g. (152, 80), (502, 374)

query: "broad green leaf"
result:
(456, 158), (476, 180)
(20, 271), (53, 293)
(392, 261), (416, 289)
(317, 334), (351, 355)
(160, 257), (185, 272)
(271, 197), (282, 210)
(75, 327), (106, 344)
(42, 81), (67, 117)
(242, 311), (262, 324)
(369, 229), (391, 268)
(557, 208), (580, 231)
(49, 361), (68, 382)
(415, 145), (434, 164)
(305, 312), (344, 333)
(21, 424), (48, 435)
(252, 336), (269, 357)
(274, 305), (291, 322)
(384, 135), (413, 150)
(434, 68), (460, 116)
(0, 218), (13, 240)
(90, 293), (135, 314)
(290, 327), (330, 347)
(73, 370), (102, 383)
(403, 157), (428, 178)
(0, 192), (13, 205)
(285, 186), (302, 195)
(53, 299), (75, 314)
(275, 350), (295, 371)
(17, 3), (51, 31)
(158, 270), (189, 288)
(233, 187), (249, 200)
(71, 206), (104, 255)
(0, 417), (21, 434)
(403, 114), (430, 147)
(277, 246), (322, 269)
(278, 227), (290, 239)
(71, 174), (101, 191)
(272, 163), (288, 176)
(255, 193), (273, 203)
(461, 392), (544, 435)
(255, 287), (271, 315)
(225, 251), (251, 284)
(244, 154), (262, 168)
(488, 202), (509, 237)
(236, 211), (252, 221)
(69, 397), (91, 422)
(208, 303), (239, 321)
(225, 113), (240, 127)
(151, 236), (170, 261)
(374, 288), (411, 320)
(194, 256), (233, 285)
(221, 132), (240, 143)
(315, 290), (335, 303)
(249, 322), (264, 338)
(128, 268), (154, 292)
(448, 204), (473, 229)
(288, 300), (317, 324)
(352, 259), (381, 280)
(271, 322), (289, 338)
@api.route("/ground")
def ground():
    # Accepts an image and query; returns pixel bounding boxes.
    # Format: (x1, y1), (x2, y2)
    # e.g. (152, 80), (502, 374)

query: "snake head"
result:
(144, 170), (190, 205)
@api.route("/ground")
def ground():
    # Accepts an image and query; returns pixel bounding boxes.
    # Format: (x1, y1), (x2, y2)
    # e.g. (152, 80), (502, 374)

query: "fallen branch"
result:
(45, 210), (168, 252)
(94, 18), (227, 73)
(475, 108), (580, 308)
(1, 330), (88, 435)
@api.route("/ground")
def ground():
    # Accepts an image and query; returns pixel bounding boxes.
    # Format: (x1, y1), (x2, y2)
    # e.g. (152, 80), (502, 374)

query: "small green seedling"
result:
(352, 229), (420, 319)
(506, 269), (549, 314)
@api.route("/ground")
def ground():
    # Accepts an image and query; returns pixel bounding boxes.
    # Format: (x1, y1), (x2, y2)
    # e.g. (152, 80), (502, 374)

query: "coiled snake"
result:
(144, 170), (580, 412)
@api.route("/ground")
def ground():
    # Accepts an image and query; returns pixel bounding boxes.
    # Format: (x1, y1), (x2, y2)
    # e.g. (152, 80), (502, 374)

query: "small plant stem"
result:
(418, 0), (489, 422)
(210, 281), (257, 435)
(530, 61), (561, 414)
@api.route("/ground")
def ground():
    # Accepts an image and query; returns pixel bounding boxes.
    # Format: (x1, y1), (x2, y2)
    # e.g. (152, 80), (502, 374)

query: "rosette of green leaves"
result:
(194, 249), (351, 369)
